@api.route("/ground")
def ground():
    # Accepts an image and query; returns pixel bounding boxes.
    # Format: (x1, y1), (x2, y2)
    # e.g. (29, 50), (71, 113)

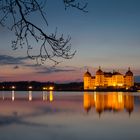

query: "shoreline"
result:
(0, 89), (138, 92)
(0, 81), (139, 92)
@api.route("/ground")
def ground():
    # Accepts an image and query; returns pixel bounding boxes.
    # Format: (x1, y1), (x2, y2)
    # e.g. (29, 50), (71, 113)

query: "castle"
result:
(84, 67), (134, 90)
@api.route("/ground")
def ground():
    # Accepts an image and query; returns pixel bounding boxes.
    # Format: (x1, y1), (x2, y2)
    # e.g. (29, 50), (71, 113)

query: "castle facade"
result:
(84, 67), (134, 90)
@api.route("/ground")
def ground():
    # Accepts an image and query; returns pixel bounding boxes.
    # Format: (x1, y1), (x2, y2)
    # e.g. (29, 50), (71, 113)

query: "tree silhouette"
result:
(0, 0), (87, 65)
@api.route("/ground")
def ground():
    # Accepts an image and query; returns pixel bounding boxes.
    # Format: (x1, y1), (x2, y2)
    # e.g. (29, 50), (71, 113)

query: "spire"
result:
(125, 67), (133, 76)
(113, 69), (115, 73)
(84, 69), (91, 77)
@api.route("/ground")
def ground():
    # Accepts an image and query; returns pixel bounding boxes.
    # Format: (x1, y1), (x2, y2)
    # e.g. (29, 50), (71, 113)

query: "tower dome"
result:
(96, 66), (104, 75)
(125, 67), (133, 76)
(84, 70), (91, 77)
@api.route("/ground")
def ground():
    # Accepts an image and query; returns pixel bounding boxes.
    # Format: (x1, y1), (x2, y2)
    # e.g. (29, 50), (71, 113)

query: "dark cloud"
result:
(0, 76), (10, 79)
(0, 113), (49, 127)
(0, 105), (71, 128)
(36, 67), (76, 74)
(0, 108), (57, 127)
(23, 64), (41, 68)
(36, 106), (75, 115)
(0, 55), (28, 65)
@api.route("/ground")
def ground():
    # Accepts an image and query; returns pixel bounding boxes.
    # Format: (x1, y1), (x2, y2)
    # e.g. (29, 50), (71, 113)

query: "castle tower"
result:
(95, 66), (104, 87)
(124, 67), (134, 88)
(84, 70), (91, 90)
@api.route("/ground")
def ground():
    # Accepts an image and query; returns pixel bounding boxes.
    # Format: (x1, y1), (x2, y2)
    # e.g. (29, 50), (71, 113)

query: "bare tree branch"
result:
(0, 0), (87, 65)
(63, 0), (88, 12)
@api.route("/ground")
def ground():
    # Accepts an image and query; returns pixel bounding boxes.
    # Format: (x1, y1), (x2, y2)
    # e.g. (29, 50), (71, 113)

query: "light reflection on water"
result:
(83, 92), (135, 116)
(0, 91), (140, 140)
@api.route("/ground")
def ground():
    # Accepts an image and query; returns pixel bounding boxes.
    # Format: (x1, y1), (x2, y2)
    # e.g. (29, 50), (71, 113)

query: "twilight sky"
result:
(0, 0), (140, 82)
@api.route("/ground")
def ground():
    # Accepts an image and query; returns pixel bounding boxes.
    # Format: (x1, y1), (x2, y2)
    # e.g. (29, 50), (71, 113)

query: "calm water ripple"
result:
(0, 91), (140, 140)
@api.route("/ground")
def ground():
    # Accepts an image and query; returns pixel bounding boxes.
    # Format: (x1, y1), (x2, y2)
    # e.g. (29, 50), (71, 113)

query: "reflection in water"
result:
(28, 91), (32, 101)
(84, 92), (134, 115)
(0, 91), (54, 102)
(49, 91), (53, 102)
(27, 91), (54, 102)
(0, 91), (140, 140)
(42, 91), (54, 102)
(42, 91), (47, 101)
(2, 91), (4, 100)
(12, 90), (15, 101)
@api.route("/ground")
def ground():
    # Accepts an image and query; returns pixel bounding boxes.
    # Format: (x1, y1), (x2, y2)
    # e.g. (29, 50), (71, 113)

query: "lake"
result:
(0, 91), (140, 140)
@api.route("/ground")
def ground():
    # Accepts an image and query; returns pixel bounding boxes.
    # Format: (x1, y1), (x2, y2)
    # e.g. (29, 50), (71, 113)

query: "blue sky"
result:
(0, 0), (140, 82)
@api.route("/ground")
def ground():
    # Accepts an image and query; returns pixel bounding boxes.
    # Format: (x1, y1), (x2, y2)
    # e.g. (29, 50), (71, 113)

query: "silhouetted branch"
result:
(63, 0), (88, 12)
(0, 0), (87, 65)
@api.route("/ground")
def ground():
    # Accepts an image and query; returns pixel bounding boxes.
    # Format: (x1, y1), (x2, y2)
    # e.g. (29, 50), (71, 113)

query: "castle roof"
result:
(84, 70), (91, 77)
(113, 71), (122, 75)
(125, 68), (133, 76)
(104, 72), (112, 77)
(96, 67), (104, 75)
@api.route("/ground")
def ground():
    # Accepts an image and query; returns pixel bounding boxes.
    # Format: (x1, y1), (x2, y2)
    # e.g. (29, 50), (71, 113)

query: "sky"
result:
(0, 0), (140, 83)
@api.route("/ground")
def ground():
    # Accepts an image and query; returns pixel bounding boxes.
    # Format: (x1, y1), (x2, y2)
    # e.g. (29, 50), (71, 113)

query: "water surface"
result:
(0, 91), (140, 140)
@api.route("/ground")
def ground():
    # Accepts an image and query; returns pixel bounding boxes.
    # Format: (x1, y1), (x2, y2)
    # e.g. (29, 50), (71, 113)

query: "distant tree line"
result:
(0, 81), (83, 91)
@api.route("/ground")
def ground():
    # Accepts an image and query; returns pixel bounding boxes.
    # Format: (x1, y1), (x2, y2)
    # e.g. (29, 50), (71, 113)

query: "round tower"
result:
(95, 66), (104, 87)
(84, 69), (91, 90)
(125, 67), (134, 88)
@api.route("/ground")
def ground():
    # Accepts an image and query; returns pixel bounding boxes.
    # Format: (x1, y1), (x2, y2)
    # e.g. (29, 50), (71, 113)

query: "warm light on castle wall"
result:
(84, 68), (134, 90)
